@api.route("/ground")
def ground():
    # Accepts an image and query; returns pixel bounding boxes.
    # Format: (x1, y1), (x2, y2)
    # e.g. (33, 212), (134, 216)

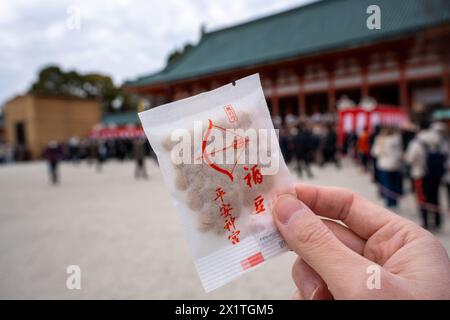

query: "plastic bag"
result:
(138, 74), (293, 292)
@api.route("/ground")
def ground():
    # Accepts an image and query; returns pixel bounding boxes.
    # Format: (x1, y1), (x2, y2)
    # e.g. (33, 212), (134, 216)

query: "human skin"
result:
(272, 183), (450, 300)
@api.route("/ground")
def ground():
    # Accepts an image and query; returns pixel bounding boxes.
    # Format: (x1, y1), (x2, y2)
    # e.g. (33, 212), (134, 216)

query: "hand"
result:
(273, 183), (450, 300)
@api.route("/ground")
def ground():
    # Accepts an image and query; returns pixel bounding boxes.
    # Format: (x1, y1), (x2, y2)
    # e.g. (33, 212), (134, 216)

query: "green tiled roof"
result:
(127, 0), (450, 87)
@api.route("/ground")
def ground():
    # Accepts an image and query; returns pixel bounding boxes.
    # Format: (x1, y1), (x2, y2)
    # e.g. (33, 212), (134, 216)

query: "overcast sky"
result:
(0, 0), (316, 106)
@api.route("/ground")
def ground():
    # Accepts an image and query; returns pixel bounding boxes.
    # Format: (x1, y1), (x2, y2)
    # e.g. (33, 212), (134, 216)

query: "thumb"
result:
(273, 194), (373, 296)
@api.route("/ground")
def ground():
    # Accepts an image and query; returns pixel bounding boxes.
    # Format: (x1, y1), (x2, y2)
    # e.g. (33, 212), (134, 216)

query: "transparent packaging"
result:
(138, 74), (293, 292)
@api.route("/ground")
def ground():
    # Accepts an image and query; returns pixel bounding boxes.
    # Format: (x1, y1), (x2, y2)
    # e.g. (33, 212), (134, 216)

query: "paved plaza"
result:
(0, 159), (449, 299)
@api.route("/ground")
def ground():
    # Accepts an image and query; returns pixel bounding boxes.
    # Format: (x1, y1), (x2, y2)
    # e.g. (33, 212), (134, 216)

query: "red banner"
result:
(337, 105), (409, 146)
(89, 126), (145, 139)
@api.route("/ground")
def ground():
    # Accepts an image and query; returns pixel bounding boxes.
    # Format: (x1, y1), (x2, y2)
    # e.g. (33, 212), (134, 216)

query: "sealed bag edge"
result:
(137, 73), (262, 129)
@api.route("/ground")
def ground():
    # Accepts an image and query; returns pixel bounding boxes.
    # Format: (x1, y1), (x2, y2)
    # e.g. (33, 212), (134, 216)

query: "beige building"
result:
(3, 94), (101, 159)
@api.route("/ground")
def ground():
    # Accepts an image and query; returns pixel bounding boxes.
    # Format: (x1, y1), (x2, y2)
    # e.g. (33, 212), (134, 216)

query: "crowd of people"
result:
(59, 136), (154, 165)
(0, 141), (31, 162)
(277, 114), (450, 232)
(356, 120), (450, 231)
(0, 136), (155, 184)
(43, 137), (154, 183)
(279, 120), (340, 179)
(2, 115), (450, 231)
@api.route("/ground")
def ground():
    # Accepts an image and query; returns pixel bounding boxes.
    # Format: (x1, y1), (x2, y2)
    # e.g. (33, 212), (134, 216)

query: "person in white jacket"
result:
(405, 121), (448, 230)
(436, 123), (450, 212)
(371, 127), (403, 208)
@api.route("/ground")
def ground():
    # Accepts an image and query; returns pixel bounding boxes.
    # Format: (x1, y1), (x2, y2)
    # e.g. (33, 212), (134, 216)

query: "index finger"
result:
(295, 183), (398, 240)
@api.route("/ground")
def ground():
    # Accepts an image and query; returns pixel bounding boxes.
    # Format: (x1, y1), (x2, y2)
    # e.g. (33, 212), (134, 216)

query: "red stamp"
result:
(241, 252), (264, 270)
(224, 104), (238, 123)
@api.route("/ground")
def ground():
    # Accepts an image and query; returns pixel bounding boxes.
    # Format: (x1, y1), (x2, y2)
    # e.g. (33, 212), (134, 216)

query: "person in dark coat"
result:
(134, 138), (148, 179)
(43, 141), (63, 184)
(322, 124), (340, 168)
(293, 126), (314, 178)
(279, 126), (292, 165)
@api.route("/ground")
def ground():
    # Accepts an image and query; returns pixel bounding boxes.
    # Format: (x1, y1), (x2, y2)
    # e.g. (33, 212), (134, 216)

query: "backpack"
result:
(420, 141), (447, 179)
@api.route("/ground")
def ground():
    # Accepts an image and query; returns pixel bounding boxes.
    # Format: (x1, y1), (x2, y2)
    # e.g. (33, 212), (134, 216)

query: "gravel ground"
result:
(0, 159), (449, 299)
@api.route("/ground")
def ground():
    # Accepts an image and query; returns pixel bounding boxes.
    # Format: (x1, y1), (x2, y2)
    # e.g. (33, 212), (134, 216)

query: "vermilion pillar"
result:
(297, 75), (306, 114)
(327, 70), (336, 112)
(361, 64), (369, 98)
(443, 61), (450, 107)
(399, 60), (409, 110)
(271, 80), (280, 116)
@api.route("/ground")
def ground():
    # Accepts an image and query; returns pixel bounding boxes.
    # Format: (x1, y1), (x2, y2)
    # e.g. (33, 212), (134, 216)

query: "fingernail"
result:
(300, 280), (320, 300)
(274, 194), (304, 225)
